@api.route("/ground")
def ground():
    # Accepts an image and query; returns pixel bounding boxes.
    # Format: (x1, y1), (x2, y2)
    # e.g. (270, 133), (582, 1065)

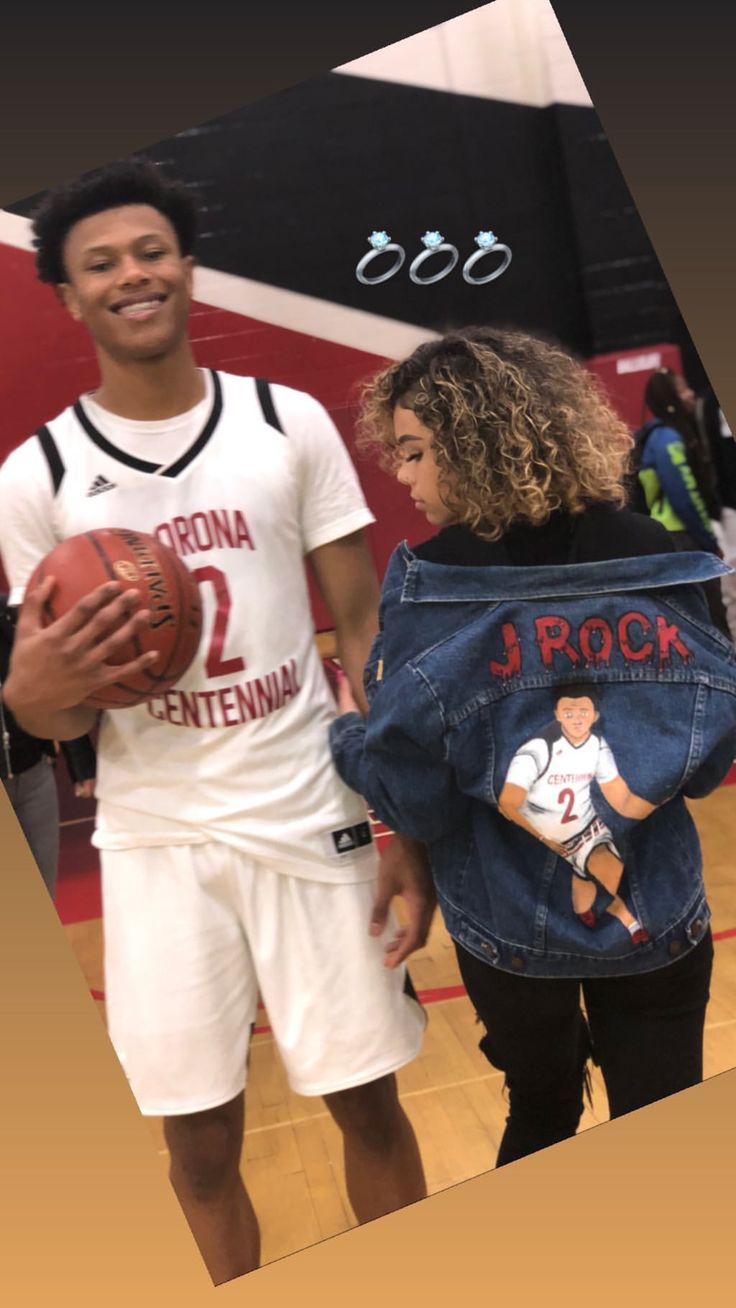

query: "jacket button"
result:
(669, 940), (682, 957)
(690, 919), (704, 936)
(510, 956), (525, 971)
(480, 942), (498, 962)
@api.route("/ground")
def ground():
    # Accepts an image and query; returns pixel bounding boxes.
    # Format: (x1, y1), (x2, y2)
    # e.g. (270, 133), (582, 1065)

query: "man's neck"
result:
(91, 341), (206, 421)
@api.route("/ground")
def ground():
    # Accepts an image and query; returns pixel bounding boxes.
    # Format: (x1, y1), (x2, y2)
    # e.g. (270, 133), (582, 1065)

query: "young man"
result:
(0, 158), (432, 1283)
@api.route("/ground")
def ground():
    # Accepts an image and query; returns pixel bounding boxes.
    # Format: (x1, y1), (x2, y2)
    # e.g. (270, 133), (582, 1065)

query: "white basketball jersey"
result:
(505, 731), (619, 841)
(0, 371), (377, 879)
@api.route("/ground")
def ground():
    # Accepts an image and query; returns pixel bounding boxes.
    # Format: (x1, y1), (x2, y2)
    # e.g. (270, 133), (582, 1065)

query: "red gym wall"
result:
(0, 239), (686, 858)
(0, 239), (684, 625)
(587, 344), (683, 429)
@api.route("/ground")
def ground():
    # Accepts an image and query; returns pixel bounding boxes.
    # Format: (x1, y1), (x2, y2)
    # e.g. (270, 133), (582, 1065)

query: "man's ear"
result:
(55, 282), (82, 321)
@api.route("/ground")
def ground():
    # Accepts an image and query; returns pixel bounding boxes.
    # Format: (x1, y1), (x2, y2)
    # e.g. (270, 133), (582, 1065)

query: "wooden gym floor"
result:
(64, 781), (736, 1269)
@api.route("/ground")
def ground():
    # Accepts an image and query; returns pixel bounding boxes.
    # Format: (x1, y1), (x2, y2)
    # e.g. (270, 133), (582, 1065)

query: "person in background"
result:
(1, 592), (96, 899)
(695, 388), (736, 644)
(634, 366), (728, 634)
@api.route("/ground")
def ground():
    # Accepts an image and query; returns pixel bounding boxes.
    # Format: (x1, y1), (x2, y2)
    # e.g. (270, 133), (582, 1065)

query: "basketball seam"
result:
(83, 531), (161, 705)
(158, 549), (193, 685)
(138, 547), (189, 687)
(86, 529), (146, 664)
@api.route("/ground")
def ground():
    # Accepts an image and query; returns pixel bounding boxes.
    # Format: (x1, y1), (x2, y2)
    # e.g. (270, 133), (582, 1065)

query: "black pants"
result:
(455, 930), (713, 1167)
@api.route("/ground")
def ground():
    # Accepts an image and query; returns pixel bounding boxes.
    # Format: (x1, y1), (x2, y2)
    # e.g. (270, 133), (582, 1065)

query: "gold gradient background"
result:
(2, 1), (736, 1302)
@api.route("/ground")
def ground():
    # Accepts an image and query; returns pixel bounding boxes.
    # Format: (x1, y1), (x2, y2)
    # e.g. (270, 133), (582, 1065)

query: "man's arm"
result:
(498, 780), (538, 836)
(308, 529), (379, 714)
(498, 780), (567, 856)
(599, 775), (656, 820)
(0, 437), (159, 737)
(3, 577), (158, 740)
(334, 670), (436, 967)
(311, 531), (436, 967)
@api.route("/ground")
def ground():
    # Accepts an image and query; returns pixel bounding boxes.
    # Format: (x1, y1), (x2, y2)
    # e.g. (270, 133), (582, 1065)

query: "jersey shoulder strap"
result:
(255, 378), (286, 435)
(36, 381), (286, 488)
(36, 424), (65, 495)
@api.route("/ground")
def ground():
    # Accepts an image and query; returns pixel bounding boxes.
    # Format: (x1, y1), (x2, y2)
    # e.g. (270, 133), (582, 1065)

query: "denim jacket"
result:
(331, 544), (736, 978)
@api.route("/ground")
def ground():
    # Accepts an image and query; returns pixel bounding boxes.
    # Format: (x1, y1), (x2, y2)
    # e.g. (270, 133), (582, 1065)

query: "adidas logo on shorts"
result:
(87, 474), (117, 496)
(331, 822), (373, 854)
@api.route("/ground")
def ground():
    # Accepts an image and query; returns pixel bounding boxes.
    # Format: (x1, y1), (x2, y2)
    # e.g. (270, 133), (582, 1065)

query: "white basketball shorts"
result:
(100, 842), (426, 1116)
(562, 814), (621, 878)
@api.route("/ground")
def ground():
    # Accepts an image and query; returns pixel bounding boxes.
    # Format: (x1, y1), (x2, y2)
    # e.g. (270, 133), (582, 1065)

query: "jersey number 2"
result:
(192, 566), (245, 678)
(557, 788), (579, 824)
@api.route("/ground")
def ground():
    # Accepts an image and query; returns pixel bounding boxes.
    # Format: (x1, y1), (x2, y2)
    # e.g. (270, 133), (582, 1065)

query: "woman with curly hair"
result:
(329, 327), (736, 1167)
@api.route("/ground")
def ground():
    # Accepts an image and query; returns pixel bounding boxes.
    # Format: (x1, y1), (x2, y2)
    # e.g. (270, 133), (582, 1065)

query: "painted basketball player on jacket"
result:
(498, 684), (657, 945)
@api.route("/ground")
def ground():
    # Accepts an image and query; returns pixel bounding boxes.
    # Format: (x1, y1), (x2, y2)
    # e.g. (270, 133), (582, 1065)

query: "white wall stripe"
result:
(192, 264), (436, 359)
(0, 211), (435, 361)
(0, 209), (34, 252)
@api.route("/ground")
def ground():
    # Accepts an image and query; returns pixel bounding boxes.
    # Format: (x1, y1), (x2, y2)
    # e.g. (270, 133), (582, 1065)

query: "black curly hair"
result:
(31, 157), (199, 285)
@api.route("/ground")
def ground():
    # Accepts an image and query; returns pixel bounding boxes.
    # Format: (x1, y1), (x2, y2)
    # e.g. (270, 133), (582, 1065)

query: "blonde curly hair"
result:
(356, 327), (633, 540)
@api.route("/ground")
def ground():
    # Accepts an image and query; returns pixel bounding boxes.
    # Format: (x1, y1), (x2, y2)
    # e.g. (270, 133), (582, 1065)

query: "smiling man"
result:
(0, 157), (431, 1284)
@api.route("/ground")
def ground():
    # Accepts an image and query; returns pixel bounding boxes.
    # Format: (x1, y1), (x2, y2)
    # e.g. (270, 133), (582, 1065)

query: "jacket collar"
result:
(393, 542), (731, 604)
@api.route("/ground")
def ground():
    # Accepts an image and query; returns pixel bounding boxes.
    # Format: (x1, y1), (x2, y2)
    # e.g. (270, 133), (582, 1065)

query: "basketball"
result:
(25, 528), (203, 708)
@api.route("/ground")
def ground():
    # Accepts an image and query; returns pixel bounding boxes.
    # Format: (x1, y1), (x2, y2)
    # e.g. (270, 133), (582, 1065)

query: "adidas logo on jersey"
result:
(87, 474), (117, 496)
(331, 822), (373, 855)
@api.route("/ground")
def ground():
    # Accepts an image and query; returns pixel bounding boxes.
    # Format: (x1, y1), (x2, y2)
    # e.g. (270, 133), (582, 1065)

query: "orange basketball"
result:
(26, 528), (203, 708)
